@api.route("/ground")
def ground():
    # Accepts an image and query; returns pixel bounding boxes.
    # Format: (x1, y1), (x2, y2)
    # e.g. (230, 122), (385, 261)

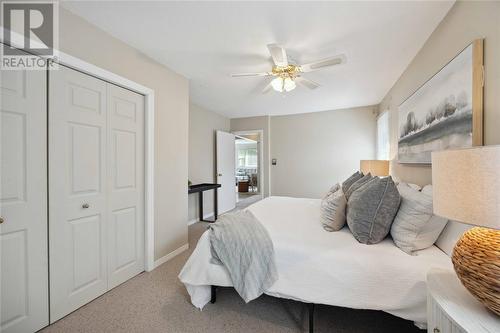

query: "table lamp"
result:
(360, 160), (390, 177)
(432, 146), (500, 315)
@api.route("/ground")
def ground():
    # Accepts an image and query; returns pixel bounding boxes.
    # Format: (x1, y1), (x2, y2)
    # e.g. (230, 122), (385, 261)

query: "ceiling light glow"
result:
(271, 77), (283, 92)
(271, 77), (296, 93)
(283, 77), (296, 92)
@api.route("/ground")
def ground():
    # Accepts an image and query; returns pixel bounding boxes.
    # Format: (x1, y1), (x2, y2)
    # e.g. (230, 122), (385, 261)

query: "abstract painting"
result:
(398, 41), (483, 164)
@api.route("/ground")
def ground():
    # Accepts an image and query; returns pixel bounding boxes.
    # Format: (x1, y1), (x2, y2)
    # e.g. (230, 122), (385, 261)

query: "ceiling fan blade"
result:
(262, 82), (273, 94)
(296, 76), (320, 90)
(299, 54), (346, 72)
(231, 72), (271, 77)
(267, 44), (288, 67)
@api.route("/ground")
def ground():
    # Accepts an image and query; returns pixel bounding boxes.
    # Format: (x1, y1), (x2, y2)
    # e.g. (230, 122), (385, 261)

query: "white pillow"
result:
(391, 183), (448, 255)
(421, 184), (433, 196)
(392, 178), (422, 191)
(435, 221), (471, 256)
(320, 184), (347, 232)
(408, 183), (422, 191)
(323, 184), (340, 199)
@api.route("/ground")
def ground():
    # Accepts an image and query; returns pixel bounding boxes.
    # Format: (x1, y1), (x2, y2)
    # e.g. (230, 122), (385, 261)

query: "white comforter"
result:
(179, 196), (453, 324)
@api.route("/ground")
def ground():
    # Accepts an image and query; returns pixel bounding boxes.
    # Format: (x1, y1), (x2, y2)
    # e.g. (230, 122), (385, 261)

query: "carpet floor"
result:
(41, 222), (423, 333)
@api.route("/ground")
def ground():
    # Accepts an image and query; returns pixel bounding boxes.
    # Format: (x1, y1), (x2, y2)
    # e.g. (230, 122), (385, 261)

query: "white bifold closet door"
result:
(49, 66), (144, 322)
(0, 66), (49, 332)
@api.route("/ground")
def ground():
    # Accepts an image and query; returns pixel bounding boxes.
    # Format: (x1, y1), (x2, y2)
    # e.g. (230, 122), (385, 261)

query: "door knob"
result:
(82, 203), (90, 209)
(0, 216), (3, 224)
(218, 173), (222, 176)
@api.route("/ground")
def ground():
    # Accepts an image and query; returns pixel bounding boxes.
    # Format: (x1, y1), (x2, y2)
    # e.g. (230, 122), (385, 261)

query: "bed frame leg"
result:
(309, 303), (315, 333)
(210, 285), (217, 304)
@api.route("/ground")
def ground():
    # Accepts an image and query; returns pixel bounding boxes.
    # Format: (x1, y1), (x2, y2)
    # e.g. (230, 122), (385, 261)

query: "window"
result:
(377, 111), (390, 160)
(238, 150), (246, 167)
(237, 148), (257, 167)
(246, 148), (257, 167)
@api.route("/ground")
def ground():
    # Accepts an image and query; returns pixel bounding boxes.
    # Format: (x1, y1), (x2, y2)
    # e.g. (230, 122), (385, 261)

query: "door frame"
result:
(232, 130), (265, 200)
(2, 31), (156, 272)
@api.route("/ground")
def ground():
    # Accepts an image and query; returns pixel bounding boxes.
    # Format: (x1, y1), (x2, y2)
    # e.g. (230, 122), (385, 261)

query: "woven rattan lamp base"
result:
(452, 227), (500, 316)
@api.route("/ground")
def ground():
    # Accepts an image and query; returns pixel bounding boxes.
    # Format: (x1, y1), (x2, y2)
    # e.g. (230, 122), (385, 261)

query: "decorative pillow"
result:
(421, 184), (433, 196)
(341, 171), (363, 195)
(345, 173), (373, 200)
(320, 184), (347, 231)
(391, 183), (448, 255)
(392, 177), (422, 191)
(407, 183), (422, 191)
(323, 183), (340, 199)
(347, 176), (401, 244)
(435, 221), (470, 256)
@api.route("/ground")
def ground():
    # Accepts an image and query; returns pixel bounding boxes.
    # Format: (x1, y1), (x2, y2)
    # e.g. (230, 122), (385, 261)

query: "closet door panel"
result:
(49, 66), (108, 323)
(107, 84), (144, 289)
(0, 68), (48, 332)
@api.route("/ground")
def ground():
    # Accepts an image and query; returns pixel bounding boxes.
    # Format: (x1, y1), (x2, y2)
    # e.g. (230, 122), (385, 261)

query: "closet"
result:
(1, 63), (146, 332)
(49, 65), (145, 322)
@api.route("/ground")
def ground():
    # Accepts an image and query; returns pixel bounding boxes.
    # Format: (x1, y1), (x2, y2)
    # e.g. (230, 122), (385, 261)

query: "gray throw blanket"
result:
(209, 210), (278, 303)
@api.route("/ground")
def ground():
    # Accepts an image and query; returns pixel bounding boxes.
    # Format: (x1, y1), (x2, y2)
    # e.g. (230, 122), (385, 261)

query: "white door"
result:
(0, 68), (49, 331)
(106, 84), (144, 289)
(49, 66), (108, 322)
(216, 131), (236, 213)
(49, 65), (145, 322)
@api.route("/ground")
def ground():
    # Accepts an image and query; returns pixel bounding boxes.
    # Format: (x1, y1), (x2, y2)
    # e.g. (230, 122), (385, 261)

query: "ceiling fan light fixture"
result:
(271, 76), (296, 93)
(233, 44), (345, 94)
(271, 77), (284, 92)
(283, 77), (296, 92)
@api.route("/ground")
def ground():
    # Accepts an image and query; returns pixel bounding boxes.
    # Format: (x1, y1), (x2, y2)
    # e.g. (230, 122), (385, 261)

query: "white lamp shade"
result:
(432, 146), (500, 229)
(360, 160), (389, 177)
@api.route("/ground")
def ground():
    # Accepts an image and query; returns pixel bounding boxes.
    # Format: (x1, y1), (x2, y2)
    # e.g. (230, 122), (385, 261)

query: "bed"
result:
(179, 196), (454, 327)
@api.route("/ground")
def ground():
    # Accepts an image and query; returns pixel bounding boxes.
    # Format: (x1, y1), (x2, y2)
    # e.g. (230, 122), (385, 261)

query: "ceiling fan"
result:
(231, 44), (346, 93)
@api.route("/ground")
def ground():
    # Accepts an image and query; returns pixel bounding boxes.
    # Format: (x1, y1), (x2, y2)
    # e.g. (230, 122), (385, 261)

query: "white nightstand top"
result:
(427, 268), (500, 332)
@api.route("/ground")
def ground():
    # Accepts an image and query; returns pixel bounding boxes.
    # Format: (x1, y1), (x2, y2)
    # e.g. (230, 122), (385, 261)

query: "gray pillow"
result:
(341, 171), (363, 195)
(347, 176), (401, 244)
(320, 184), (347, 231)
(345, 173), (373, 200)
(391, 183), (448, 255)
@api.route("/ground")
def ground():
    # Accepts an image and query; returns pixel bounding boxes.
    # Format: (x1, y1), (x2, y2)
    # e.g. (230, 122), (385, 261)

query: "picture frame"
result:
(397, 39), (484, 164)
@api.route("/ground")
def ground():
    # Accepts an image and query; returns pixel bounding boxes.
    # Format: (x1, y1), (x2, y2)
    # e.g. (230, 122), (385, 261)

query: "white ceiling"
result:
(62, 1), (454, 118)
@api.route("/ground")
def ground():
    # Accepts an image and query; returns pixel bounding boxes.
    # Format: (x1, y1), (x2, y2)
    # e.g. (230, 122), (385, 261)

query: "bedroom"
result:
(1, 1), (499, 333)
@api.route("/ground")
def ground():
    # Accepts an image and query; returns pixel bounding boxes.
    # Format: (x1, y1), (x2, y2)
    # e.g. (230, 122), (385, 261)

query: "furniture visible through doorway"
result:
(249, 173), (258, 192)
(188, 183), (221, 223)
(238, 180), (249, 192)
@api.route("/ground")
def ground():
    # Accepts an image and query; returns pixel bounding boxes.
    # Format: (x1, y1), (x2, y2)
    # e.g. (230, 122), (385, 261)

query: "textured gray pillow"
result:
(347, 176), (401, 244)
(342, 171), (363, 195)
(320, 184), (347, 231)
(345, 173), (373, 200)
(391, 183), (448, 255)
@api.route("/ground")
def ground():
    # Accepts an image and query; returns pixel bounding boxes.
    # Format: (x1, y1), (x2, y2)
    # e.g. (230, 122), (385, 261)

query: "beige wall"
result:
(270, 106), (377, 198)
(231, 116), (271, 197)
(59, 8), (189, 260)
(379, 0), (500, 186)
(188, 104), (230, 222)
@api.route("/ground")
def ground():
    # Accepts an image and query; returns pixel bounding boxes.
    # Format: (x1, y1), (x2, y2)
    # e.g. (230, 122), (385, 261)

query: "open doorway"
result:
(234, 130), (264, 209)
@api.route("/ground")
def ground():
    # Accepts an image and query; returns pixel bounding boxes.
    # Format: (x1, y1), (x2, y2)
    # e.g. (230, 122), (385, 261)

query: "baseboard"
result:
(153, 243), (189, 269)
(187, 212), (214, 226)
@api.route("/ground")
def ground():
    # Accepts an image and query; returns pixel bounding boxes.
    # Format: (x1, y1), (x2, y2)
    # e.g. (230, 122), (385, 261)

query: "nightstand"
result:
(427, 268), (500, 333)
